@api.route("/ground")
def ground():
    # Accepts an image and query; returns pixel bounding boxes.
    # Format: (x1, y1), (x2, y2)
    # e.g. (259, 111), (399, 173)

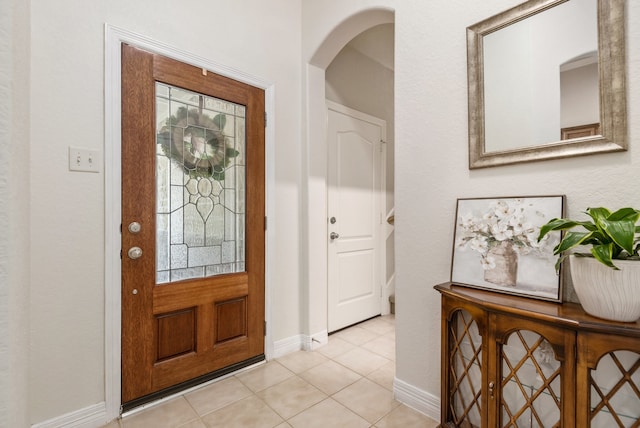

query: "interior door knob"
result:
(128, 246), (143, 259)
(330, 232), (339, 240)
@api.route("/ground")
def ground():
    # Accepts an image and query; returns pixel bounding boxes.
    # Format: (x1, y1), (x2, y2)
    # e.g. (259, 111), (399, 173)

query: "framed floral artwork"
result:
(450, 195), (565, 302)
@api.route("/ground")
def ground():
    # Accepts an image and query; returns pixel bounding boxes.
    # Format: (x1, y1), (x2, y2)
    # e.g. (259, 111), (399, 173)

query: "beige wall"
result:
(1, 0), (639, 425)
(0, 1), (31, 427)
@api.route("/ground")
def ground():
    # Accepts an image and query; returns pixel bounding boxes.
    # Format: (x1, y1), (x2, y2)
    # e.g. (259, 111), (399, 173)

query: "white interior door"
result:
(327, 101), (385, 332)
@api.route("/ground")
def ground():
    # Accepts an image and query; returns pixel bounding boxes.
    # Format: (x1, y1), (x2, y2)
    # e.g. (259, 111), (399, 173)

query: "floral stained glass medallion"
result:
(155, 83), (246, 284)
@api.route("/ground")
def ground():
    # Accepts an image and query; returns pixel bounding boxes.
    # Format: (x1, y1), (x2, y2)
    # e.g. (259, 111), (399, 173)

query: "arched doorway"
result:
(302, 8), (395, 346)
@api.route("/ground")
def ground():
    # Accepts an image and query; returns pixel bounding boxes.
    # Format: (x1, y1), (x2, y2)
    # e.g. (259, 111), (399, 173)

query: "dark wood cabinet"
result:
(435, 282), (640, 428)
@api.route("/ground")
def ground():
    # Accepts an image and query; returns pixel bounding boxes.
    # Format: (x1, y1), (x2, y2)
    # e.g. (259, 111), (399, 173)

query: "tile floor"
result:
(104, 315), (438, 428)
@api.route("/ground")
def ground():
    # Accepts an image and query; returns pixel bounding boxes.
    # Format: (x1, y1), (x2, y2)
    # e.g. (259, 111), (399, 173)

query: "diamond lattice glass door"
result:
(501, 330), (561, 428)
(589, 350), (640, 427)
(449, 309), (483, 427)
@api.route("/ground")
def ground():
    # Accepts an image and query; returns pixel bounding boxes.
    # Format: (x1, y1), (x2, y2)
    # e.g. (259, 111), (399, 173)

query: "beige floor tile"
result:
(358, 317), (395, 335)
(374, 404), (439, 428)
(299, 360), (362, 395)
(185, 376), (252, 416)
(274, 423), (292, 428)
(288, 398), (370, 428)
(256, 376), (327, 420)
(177, 419), (207, 428)
(332, 378), (400, 424)
(366, 360), (395, 391)
(276, 350), (328, 374)
(362, 334), (396, 360)
(101, 420), (121, 428)
(121, 397), (199, 428)
(334, 347), (391, 376)
(383, 329), (396, 342)
(200, 395), (283, 428)
(333, 326), (379, 346)
(235, 361), (295, 392)
(316, 336), (356, 359)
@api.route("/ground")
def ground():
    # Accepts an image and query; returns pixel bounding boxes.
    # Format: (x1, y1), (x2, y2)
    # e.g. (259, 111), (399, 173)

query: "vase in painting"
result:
(484, 240), (518, 287)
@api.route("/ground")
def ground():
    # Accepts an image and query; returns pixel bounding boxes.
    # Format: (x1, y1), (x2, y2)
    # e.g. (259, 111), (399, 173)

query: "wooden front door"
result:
(121, 44), (265, 407)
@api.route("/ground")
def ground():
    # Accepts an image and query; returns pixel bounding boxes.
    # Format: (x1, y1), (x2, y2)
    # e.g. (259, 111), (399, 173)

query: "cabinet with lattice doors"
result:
(576, 330), (640, 427)
(436, 282), (640, 428)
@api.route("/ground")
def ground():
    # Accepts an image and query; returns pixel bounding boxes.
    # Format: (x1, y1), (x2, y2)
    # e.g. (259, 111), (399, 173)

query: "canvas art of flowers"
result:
(451, 196), (564, 301)
(455, 199), (558, 285)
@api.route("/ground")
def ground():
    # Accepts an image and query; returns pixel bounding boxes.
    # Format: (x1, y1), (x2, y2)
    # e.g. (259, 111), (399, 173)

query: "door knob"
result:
(128, 221), (142, 234)
(330, 232), (339, 240)
(128, 246), (143, 259)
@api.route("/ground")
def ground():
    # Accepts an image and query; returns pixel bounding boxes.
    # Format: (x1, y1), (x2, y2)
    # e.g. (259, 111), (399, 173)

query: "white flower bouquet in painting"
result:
(451, 197), (564, 301)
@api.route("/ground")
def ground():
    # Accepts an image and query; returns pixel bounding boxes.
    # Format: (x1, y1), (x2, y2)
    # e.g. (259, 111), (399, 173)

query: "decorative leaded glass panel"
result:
(589, 350), (640, 428)
(501, 330), (561, 428)
(450, 309), (482, 427)
(155, 83), (246, 284)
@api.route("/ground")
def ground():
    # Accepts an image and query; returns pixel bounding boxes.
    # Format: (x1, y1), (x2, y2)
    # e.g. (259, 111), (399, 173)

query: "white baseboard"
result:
(272, 334), (303, 358)
(305, 330), (328, 351)
(31, 402), (109, 428)
(272, 331), (328, 358)
(393, 377), (440, 421)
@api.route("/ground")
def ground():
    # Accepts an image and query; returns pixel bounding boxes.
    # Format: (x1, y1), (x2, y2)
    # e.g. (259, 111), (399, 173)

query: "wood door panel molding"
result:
(153, 55), (251, 105)
(151, 338), (250, 390)
(156, 308), (196, 362)
(215, 298), (247, 344)
(153, 274), (249, 313)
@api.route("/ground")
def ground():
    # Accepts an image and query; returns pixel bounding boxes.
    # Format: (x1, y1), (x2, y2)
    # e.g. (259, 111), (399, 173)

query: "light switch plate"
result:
(69, 146), (101, 173)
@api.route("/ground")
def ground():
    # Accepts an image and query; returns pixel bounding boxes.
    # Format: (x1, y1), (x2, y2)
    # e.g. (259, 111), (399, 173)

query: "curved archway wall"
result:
(301, 7), (394, 345)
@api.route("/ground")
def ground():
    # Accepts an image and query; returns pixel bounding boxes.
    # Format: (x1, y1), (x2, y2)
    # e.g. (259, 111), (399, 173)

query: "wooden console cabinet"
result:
(435, 282), (640, 428)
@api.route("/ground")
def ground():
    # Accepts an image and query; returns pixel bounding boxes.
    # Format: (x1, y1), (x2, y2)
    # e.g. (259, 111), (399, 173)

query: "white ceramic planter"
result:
(569, 255), (640, 322)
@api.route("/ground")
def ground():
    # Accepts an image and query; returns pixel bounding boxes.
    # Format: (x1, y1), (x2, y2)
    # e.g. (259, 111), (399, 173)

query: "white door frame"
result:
(104, 24), (275, 421)
(326, 100), (387, 331)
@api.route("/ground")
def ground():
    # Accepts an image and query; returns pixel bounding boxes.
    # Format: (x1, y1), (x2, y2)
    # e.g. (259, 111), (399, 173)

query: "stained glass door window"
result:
(155, 83), (246, 283)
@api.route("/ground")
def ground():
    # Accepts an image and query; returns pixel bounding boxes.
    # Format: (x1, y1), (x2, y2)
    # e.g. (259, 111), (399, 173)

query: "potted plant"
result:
(537, 207), (640, 322)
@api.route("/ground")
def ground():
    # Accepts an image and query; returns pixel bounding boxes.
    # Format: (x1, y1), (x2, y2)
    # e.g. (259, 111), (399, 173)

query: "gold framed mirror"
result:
(467, 0), (626, 169)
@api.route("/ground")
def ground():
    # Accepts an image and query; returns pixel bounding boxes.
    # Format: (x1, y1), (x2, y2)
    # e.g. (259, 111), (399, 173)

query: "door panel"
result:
(327, 103), (385, 332)
(121, 44), (265, 405)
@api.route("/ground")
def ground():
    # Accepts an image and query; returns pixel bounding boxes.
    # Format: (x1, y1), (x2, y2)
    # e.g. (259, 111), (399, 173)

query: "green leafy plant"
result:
(537, 207), (640, 270)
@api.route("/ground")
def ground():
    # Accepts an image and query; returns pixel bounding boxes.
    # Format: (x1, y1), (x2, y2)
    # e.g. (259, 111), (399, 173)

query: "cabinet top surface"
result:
(435, 282), (640, 337)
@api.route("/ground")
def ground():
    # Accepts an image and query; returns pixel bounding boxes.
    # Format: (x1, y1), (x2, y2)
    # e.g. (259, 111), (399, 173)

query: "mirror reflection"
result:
(467, 0), (627, 169)
(483, 0), (597, 152)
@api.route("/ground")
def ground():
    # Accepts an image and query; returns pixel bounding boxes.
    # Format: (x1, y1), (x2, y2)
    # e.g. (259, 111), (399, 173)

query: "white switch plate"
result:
(69, 146), (101, 173)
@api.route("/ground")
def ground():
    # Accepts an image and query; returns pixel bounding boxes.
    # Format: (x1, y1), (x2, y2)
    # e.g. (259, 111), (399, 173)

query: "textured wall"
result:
(0, 0), (30, 426)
